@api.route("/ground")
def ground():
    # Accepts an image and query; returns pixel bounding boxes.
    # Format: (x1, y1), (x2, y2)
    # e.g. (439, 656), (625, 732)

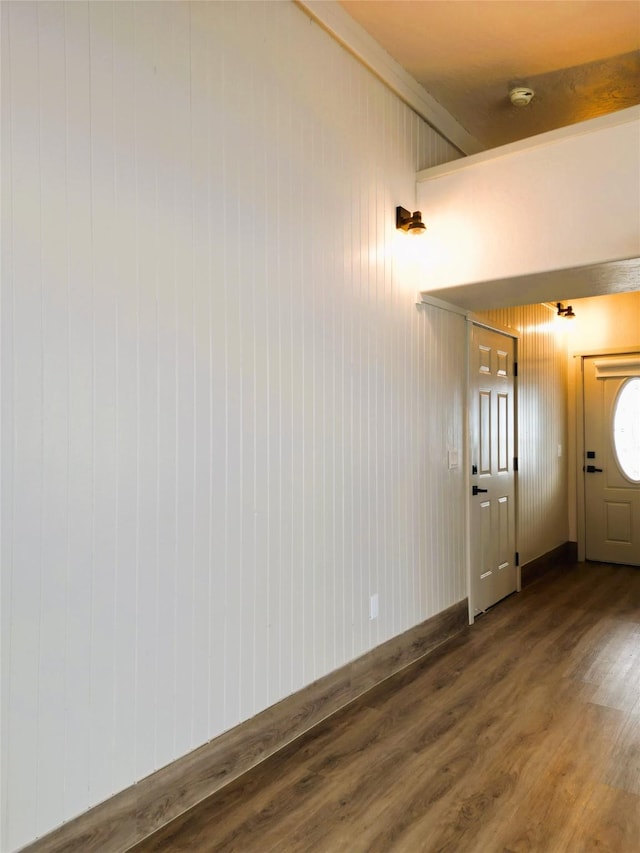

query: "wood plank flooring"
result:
(131, 561), (640, 853)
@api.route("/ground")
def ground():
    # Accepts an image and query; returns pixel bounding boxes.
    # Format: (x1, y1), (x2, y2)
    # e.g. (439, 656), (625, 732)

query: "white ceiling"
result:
(338, 0), (640, 149)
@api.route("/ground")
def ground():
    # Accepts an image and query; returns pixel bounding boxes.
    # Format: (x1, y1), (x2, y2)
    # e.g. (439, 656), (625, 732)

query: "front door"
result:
(583, 354), (640, 565)
(470, 324), (517, 615)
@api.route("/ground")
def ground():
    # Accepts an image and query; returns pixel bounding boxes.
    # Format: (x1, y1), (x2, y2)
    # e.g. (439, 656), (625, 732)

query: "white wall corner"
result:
(294, 0), (484, 156)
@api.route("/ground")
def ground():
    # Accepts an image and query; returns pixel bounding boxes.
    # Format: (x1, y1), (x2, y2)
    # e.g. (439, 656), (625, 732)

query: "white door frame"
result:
(466, 316), (520, 624)
(573, 346), (640, 562)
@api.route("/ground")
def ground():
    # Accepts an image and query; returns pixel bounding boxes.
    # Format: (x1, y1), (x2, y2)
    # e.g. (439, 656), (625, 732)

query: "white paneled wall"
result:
(475, 305), (569, 564)
(1, 2), (464, 848)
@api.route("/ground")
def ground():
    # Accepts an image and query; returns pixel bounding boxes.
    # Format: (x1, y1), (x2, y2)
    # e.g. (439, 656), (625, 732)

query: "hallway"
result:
(133, 560), (640, 852)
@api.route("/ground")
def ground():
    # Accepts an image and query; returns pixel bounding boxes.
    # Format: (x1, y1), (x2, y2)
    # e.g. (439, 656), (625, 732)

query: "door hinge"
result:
(515, 551), (520, 566)
(514, 361), (518, 377)
(513, 456), (518, 471)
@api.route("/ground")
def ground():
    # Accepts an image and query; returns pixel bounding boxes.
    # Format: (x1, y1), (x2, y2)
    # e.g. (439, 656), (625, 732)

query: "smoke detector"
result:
(509, 87), (535, 107)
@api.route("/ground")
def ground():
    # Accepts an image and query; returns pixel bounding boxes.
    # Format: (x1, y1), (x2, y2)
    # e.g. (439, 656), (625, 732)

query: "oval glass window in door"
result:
(612, 377), (640, 483)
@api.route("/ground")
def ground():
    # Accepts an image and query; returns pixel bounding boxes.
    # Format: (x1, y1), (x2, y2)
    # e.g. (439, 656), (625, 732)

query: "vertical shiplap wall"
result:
(1, 2), (464, 848)
(475, 304), (569, 563)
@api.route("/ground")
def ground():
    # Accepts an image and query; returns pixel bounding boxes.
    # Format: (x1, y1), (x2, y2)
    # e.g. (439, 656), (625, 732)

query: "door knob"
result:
(585, 465), (603, 473)
(472, 485), (488, 495)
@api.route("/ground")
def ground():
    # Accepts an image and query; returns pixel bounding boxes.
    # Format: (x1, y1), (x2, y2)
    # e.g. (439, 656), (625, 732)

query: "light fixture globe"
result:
(407, 217), (426, 235)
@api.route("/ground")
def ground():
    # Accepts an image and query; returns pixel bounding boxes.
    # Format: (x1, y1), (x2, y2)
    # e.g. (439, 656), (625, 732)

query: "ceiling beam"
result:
(416, 107), (640, 307)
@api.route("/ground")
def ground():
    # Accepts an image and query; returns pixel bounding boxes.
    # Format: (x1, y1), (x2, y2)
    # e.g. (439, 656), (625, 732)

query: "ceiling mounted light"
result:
(509, 87), (535, 107)
(556, 302), (576, 318)
(396, 206), (426, 235)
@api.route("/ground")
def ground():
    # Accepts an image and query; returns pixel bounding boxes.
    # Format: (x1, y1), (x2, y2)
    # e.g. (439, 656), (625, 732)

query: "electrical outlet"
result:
(370, 593), (379, 620)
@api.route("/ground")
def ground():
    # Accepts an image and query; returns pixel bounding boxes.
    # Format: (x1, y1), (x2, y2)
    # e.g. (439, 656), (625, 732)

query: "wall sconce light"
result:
(556, 302), (576, 318)
(396, 206), (426, 235)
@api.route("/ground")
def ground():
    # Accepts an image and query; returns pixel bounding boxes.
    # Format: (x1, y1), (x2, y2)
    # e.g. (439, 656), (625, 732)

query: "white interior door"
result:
(470, 324), (517, 615)
(583, 354), (640, 566)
